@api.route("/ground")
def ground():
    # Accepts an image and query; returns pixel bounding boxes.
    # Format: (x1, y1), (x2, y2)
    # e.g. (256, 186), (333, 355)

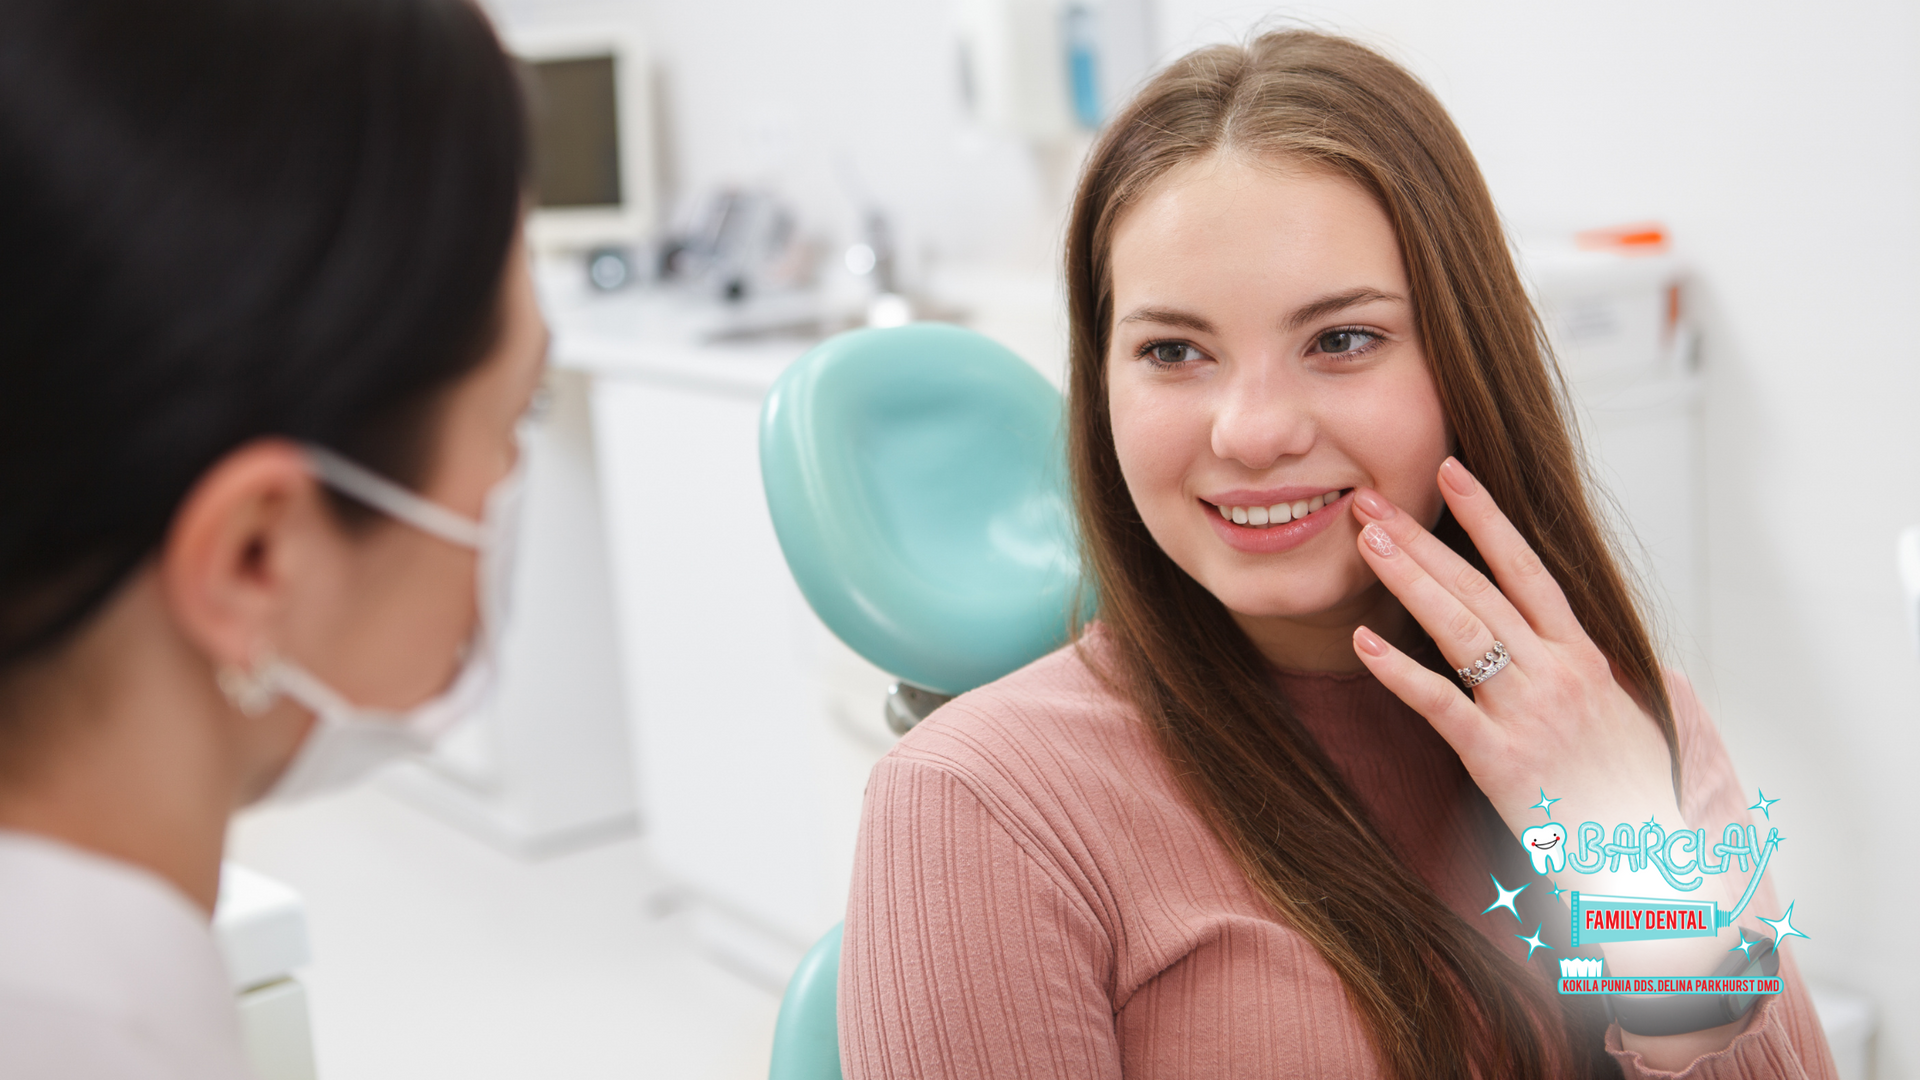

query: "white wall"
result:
(491, 0), (1920, 1072)
(490, 0), (1062, 273)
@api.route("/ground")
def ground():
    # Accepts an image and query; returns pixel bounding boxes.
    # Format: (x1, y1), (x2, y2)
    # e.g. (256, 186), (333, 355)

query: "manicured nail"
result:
(1352, 488), (1396, 520)
(1360, 522), (1398, 558)
(1440, 457), (1478, 495)
(1354, 626), (1388, 657)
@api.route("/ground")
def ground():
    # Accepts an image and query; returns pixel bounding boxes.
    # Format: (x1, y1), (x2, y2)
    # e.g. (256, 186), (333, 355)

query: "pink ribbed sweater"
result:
(840, 627), (1836, 1078)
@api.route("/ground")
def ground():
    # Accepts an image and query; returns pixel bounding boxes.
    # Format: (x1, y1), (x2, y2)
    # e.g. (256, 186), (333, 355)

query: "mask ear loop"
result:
(303, 445), (485, 550)
(217, 447), (487, 720)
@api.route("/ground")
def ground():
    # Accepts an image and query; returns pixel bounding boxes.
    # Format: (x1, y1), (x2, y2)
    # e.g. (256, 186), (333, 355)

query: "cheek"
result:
(333, 534), (479, 705)
(1107, 371), (1203, 507)
(1346, 364), (1450, 522)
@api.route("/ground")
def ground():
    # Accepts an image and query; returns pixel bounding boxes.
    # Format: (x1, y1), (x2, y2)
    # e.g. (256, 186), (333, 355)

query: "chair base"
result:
(884, 682), (954, 735)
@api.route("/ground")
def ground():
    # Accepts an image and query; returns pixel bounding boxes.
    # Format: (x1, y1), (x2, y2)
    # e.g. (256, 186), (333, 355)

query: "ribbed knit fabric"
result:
(840, 625), (1837, 1079)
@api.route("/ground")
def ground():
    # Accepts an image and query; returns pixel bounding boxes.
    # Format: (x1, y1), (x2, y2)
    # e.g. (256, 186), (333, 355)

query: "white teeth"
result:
(1217, 490), (1348, 526)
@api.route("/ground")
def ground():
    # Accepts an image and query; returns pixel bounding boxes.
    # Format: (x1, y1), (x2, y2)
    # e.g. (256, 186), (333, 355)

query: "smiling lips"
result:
(1202, 488), (1354, 555)
(1212, 488), (1354, 528)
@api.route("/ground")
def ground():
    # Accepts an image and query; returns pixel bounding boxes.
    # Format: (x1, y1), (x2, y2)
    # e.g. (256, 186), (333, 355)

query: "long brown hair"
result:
(1065, 30), (1674, 1079)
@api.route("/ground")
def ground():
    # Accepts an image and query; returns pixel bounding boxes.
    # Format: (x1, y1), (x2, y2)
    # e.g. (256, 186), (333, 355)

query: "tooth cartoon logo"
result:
(1523, 823), (1568, 873)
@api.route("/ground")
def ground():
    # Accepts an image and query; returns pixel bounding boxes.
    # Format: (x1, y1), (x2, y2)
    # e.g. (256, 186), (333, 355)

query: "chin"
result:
(1191, 554), (1375, 623)
(1210, 581), (1359, 622)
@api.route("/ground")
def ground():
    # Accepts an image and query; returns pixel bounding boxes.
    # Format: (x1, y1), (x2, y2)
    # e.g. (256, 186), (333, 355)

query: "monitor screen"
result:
(526, 55), (623, 209)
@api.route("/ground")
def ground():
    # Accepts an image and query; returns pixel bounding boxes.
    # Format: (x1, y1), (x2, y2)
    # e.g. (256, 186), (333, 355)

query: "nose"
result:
(1209, 356), (1314, 471)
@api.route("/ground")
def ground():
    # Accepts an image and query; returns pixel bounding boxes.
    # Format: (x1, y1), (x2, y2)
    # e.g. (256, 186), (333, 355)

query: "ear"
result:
(158, 439), (330, 669)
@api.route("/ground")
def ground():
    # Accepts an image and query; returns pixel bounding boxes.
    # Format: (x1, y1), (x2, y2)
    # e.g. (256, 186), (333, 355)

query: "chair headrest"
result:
(761, 323), (1081, 696)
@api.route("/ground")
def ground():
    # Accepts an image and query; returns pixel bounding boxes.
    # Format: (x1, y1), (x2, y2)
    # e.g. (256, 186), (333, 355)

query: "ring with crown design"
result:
(1457, 641), (1511, 688)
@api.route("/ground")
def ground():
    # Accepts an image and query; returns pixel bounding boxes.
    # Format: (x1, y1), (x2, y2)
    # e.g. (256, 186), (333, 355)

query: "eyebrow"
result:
(1118, 306), (1216, 334)
(1284, 287), (1404, 331)
(1116, 287), (1405, 336)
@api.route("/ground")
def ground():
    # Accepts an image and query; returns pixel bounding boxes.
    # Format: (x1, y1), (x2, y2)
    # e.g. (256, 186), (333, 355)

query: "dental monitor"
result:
(509, 24), (656, 254)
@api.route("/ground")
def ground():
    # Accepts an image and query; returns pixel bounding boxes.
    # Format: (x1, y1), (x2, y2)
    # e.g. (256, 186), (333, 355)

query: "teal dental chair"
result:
(759, 323), (1082, 1080)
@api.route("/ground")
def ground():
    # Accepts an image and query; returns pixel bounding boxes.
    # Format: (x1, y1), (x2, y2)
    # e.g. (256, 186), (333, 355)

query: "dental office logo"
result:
(1481, 787), (1805, 997)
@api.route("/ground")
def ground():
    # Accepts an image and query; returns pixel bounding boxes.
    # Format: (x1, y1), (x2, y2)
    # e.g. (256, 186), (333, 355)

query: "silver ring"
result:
(1458, 641), (1510, 687)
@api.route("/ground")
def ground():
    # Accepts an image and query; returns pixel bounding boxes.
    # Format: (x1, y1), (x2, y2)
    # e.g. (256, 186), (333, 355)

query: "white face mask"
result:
(219, 445), (524, 805)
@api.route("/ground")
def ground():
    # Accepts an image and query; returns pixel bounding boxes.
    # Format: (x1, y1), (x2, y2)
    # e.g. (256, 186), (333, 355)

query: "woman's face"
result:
(1105, 155), (1449, 662)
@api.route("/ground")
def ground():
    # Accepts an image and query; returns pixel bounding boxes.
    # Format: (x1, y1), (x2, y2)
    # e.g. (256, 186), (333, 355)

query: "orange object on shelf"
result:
(1575, 221), (1670, 254)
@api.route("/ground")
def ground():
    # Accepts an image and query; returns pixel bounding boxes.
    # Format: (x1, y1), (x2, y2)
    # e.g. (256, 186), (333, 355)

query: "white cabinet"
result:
(551, 287), (894, 986)
(215, 865), (317, 1080)
(380, 369), (639, 857)
(1526, 246), (1704, 648)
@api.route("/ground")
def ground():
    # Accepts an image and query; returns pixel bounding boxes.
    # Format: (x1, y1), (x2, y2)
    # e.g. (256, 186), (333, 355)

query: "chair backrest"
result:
(758, 324), (1083, 1079)
(759, 322), (1080, 696)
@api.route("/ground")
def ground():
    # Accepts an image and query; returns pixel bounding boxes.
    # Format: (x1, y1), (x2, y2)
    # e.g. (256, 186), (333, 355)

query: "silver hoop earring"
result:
(217, 654), (280, 718)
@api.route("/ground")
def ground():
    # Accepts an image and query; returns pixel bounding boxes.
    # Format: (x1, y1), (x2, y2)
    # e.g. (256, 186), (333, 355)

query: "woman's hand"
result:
(1349, 458), (1753, 1068)
(1346, 457), (1678, 841)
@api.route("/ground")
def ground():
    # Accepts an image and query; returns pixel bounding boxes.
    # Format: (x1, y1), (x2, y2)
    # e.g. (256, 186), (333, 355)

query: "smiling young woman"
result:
(839, 30), (1837, 1080)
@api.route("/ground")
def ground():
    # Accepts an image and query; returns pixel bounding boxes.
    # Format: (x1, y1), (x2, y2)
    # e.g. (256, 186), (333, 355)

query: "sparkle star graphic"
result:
(1531, 788), (1561, 820)
(1516, 922), (1550, 960)
(1729, 928), (1759, 960)
(1759, 902), (1810, 947)
(1749, 789), (1781, 821)
(1482, 874), (1527, 921)
(1548, 884), (1566, 902)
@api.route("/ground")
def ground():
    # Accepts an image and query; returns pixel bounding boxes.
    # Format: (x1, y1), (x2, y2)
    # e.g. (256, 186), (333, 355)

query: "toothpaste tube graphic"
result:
(1571, 893), (1725, 945)
(1564, 829), (1782, 944)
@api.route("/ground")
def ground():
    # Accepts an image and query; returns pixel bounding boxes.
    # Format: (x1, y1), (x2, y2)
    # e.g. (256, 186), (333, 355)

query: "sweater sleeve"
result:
(1605, 674), (1838, 1080)
(839, 754), (1123, 1080)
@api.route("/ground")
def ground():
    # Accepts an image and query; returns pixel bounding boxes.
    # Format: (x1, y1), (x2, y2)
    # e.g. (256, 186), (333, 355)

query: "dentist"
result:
(0, 0), (539, 1075)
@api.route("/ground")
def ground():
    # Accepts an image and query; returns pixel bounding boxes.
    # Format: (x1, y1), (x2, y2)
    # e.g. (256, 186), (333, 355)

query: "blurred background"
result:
(218, 1), (1919, 1077)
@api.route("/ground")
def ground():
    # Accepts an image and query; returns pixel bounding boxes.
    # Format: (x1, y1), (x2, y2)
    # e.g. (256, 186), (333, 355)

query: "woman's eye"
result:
(1313, 328), (1379, 356)
(1144, 341), (1202, 367)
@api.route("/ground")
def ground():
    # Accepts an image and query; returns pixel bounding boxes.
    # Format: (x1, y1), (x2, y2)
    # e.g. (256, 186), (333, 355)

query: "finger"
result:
(1436, 458), (1584, 644)
(1352, 487), (1543, 664)
(1355, 515), (1527, 685)
(1353, 625), (1499, 760)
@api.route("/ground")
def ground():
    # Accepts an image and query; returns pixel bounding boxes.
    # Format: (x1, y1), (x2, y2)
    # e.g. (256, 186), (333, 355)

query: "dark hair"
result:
(0, 0), (527, 670)
(1066, 30), (1670, 1080)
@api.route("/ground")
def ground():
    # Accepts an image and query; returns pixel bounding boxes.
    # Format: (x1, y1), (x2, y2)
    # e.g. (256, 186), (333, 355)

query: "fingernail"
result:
(1354, 626), (1388, 657)
(1352, 488), (1396, 520)
(1360, 522), (1398, 558)
(1440, 457), (1478, 495)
